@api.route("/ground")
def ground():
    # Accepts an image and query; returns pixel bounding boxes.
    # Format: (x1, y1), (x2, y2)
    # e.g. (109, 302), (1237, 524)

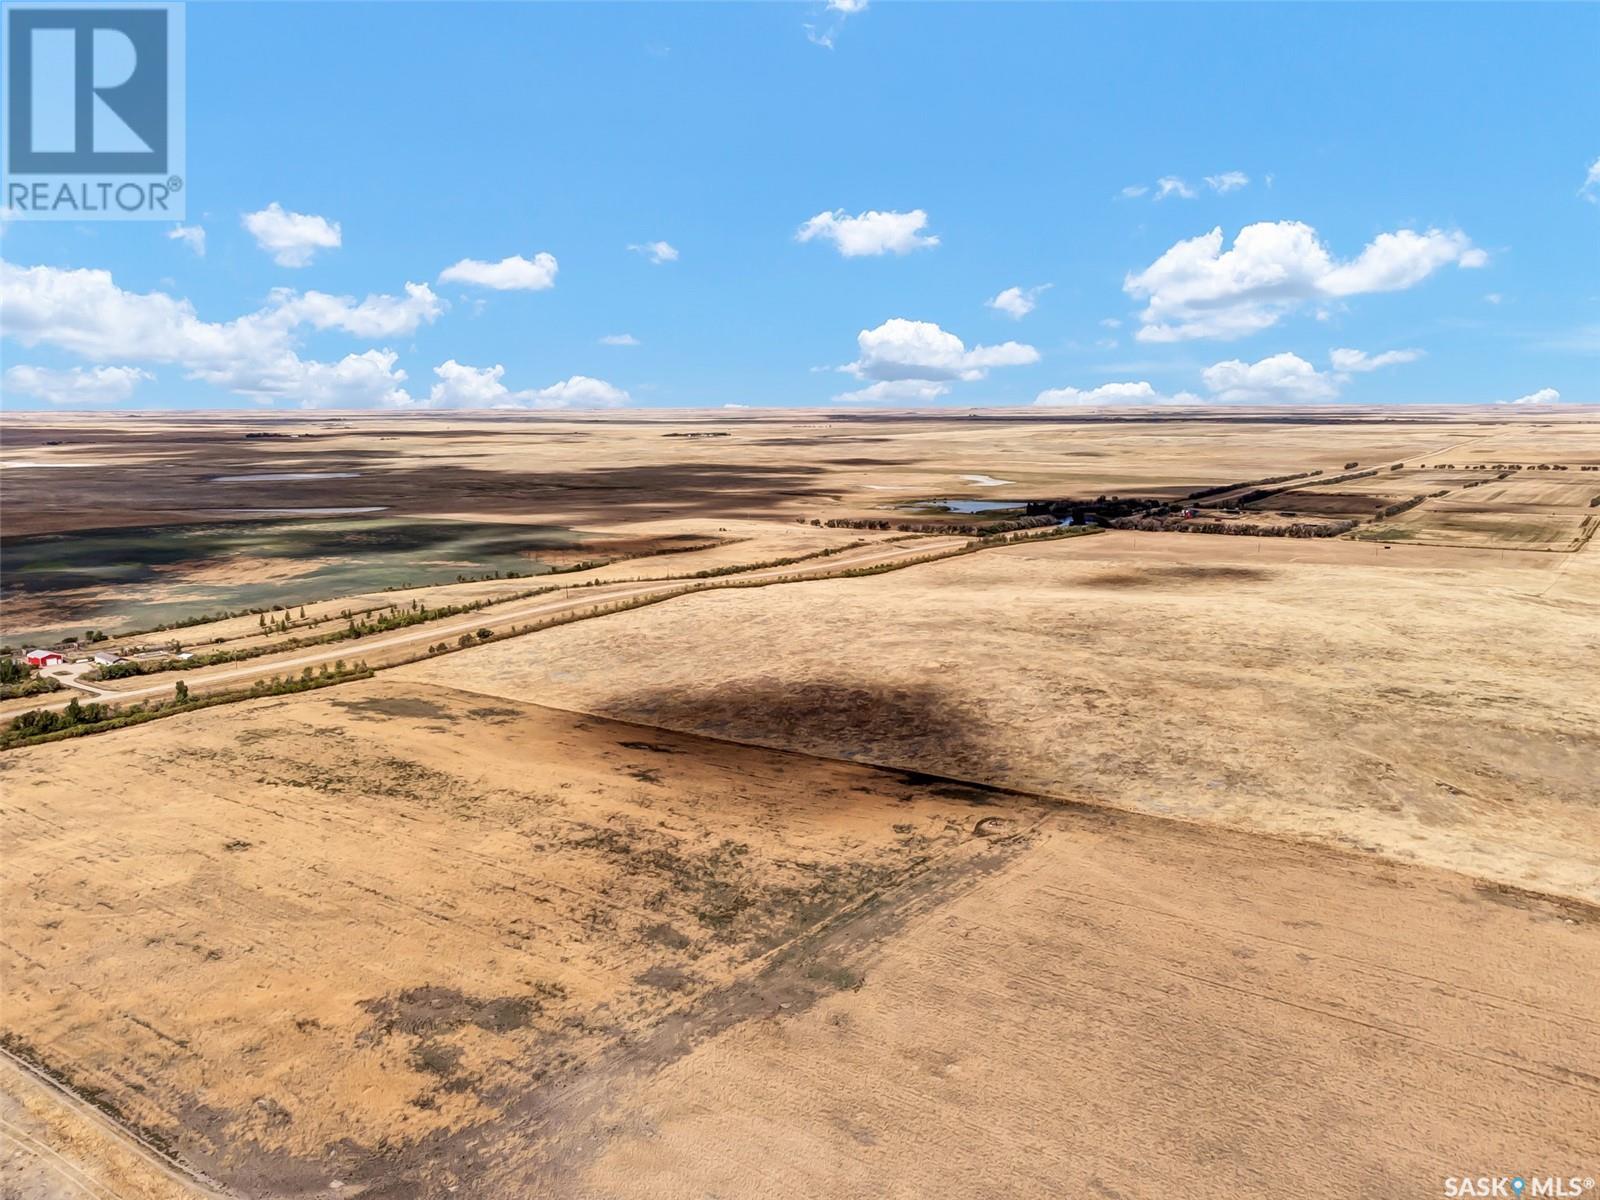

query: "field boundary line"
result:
(0, 1045), (236, 1199)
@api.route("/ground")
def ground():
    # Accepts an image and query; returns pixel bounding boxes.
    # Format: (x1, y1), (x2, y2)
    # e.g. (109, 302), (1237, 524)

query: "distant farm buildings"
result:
(92, 651), (123, 665)
(24, 650), (65, 668)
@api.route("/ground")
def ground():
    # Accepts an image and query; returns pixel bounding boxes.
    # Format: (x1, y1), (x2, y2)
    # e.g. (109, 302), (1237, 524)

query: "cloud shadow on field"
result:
(598, 678), (998, 780)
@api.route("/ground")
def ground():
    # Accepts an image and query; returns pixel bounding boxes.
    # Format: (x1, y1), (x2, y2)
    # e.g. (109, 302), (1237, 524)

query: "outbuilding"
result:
(24, 649), (65, 668)
(92, 651), (123, 665)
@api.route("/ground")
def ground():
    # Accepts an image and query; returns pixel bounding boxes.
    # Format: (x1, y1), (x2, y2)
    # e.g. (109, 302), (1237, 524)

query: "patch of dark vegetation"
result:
(802, 961), (866, 992)
(931, 784), (994, 806)
(358, 986), (553, 1041)
(641, 921), (693, 950)
(568, 822), (900, 950)
(331, 696), (455, 721)
(1240, 490), (1391, 516)
(223, 839), (252, 852)
(237, 740), (469, 807)
(1081, 564), (1274, 589)
(818, 512), (1059, 535)
(466, 706), (522, 722)
(410, 1040), (466, 1082)
(634, 965), (699, 993)
(1113, 515), (1357, 538)
(0, 657), (63, 699)
(250, 1096), (294, 1128)
(619, 740), (683, 754)
(0, 515), (580, 622)
(603, 679), (999, 781)
(0, 665), (376, 751)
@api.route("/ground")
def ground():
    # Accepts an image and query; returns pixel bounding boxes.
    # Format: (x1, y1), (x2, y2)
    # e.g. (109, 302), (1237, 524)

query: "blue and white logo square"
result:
(2, 1), (184, 219)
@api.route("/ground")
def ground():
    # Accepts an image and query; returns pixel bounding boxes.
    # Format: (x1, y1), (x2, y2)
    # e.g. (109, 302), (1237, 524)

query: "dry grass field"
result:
(3, 681), (1059, 1195)
(3, 408), (1598, 1198)
(3, 681), (1596, 1199)
(395, 528), (1600, 901)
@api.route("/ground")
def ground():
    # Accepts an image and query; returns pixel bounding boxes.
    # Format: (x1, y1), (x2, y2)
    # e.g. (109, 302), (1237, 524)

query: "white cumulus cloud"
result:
(806, 0), (866, 49)
(241, 202), (341, 268)
(1582, 157), (1600, 203)
(599, 333), (640, 346)
(529, 375), (630, 408)
(1124, 173), (1251, 200)
(439, 253), (558, 291)
(628, 241), (679, 265)
(797, 209), (939, 257)
(166, 225), (205, 256)
(270, 282), (443, 338)
(0, 261), (425, 408)
(986, 284), (1051, 320)
(1201, 352), (1341, 404)
(427, 360), (518, 408)
(275, 350), (414, 409)
(834, 379), (953, 405)
(1502, 387), (1562, 406)
(1329, 347), (1424, 373)
(843, 317), (1037, 384)
(2, 364), (152, 405)
(1034, 381), (1203, 407)
(833, 318), (1036, 403)
(1204, 171), (1250, 194)
(426, 361), (629, 410)
(1125, 221), (1484, 342)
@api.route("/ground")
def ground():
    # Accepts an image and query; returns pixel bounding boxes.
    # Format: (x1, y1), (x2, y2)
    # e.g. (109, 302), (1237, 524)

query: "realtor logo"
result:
(3, 2), (185, 218)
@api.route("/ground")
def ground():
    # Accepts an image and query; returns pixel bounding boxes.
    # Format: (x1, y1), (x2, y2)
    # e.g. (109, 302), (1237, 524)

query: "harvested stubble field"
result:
(1357, 476), (1600, 550)
(4, 408), (1600, 1199)
(396, 529), (1600, 902)
(1, 681), (1059, 1195)
(3, 680), (1596, 1199)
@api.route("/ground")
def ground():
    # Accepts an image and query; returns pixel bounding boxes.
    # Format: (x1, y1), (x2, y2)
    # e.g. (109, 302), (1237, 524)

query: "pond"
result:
(901, 498), (1028, 514)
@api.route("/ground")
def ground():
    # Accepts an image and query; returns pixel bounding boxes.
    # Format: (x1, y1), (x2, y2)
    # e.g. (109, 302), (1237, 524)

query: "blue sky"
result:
(2, 1), (1597, 411)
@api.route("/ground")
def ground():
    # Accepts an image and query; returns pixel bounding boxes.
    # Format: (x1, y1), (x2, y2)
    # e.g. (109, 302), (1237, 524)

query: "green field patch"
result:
(1, 516), (587, 637)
